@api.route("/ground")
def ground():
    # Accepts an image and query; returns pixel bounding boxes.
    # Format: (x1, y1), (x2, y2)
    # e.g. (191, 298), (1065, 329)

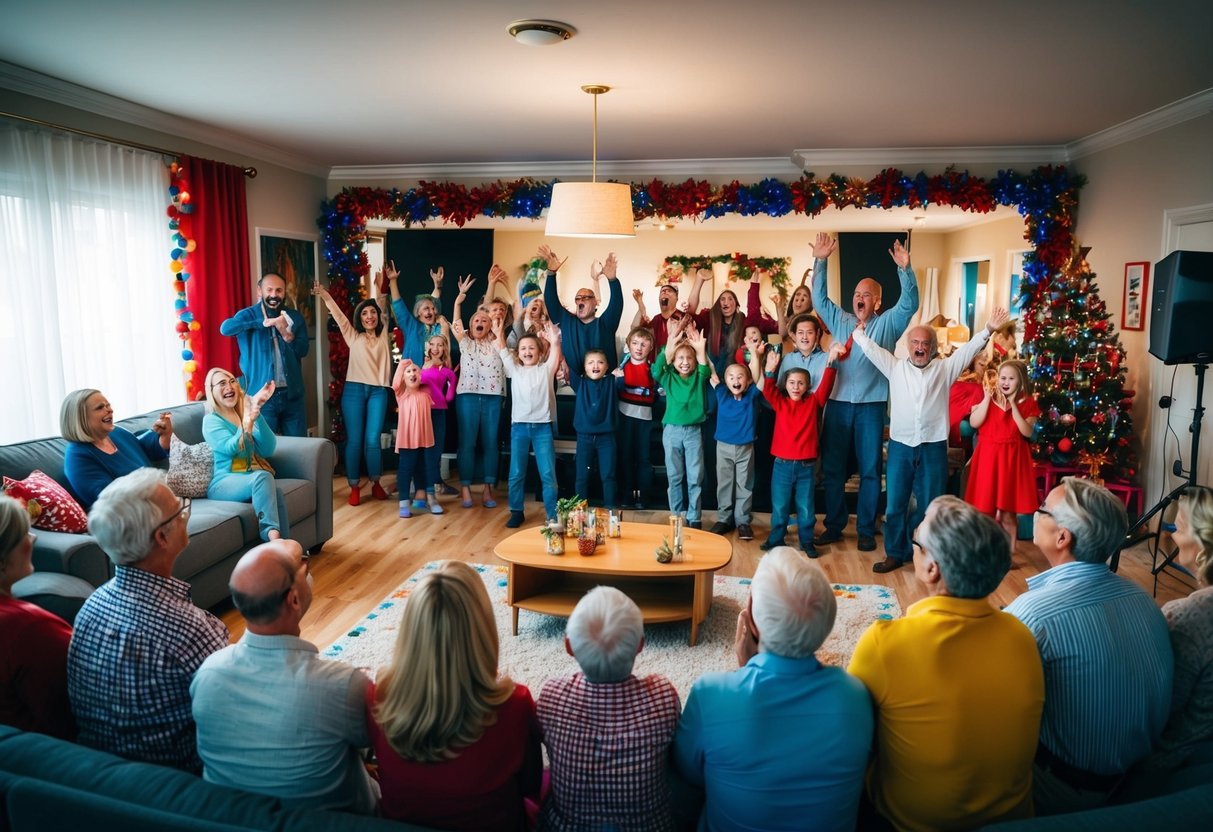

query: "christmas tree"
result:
(1020, 245), (1137, 483)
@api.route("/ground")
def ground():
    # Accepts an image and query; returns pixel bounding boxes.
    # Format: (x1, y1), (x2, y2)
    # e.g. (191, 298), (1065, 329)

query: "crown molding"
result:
(792, 145), (1070, 169)
(1067, 87), (1213, 160)
(327, 156), (800, 181)
(0, 61), (329, 178)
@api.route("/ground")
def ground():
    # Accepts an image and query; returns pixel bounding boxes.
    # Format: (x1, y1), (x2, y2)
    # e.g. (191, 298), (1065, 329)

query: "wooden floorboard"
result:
(217, 477), (1190, 647)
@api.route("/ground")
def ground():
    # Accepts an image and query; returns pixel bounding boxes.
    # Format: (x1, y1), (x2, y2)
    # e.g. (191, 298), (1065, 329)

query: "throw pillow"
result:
(167, 435), (213, 498)
(2, 470), (89, 534)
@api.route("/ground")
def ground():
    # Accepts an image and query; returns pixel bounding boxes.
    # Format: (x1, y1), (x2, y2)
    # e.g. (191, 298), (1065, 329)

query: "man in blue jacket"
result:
(220, 273), (309, 436)
(539, 244), (624, 369)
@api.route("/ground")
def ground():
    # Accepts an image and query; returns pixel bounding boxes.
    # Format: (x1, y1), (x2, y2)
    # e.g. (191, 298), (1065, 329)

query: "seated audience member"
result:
(191, 540), (378, 814)
(673, 548), (873, 831)
(1005, 476), (1174, 814)
(67, 468), (229, 772)
(369, 560), (542, 830)
(537, 586), (681, 831)
(61, 388), (172, 508)
(0, 495), (75, 739)
(848, 495), (1044, 830)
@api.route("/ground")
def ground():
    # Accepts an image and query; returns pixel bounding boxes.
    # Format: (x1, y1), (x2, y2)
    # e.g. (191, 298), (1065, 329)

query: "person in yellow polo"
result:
(848, 495), (1045, 830)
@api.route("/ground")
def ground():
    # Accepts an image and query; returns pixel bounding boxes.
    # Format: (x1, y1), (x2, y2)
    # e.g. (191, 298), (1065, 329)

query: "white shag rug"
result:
(323, 562), (902, 703)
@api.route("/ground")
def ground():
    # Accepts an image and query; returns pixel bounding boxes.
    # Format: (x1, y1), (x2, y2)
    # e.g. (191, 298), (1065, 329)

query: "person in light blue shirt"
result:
(777, 312), (831, 390)
(809, 232), (918, 553)
(673, 548), (873, 832)
(1005, 476), (1173, 815)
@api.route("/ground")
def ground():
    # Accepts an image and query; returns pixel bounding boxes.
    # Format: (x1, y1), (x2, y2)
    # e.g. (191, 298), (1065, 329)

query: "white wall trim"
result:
(1069, 89), (1213, 161)
(326, 157), (800, 181)
(1162, 203), (1213, 257)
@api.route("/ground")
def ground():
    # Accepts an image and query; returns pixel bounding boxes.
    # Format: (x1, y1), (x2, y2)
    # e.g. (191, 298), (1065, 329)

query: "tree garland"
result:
(167, 162), (202, 399)
(658, 254), (792, 290)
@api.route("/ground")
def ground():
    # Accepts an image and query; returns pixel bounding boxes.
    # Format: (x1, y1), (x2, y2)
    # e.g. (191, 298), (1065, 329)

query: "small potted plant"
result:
(539, 523), (565, 555)
(556, 495), (585, 538)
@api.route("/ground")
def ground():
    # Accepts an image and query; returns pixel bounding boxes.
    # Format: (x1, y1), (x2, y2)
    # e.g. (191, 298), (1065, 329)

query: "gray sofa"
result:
(0, 402), (335, 610)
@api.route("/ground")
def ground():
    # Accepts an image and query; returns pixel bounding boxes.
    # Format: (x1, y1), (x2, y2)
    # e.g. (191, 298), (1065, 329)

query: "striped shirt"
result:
(1005, 561), (1173, 775)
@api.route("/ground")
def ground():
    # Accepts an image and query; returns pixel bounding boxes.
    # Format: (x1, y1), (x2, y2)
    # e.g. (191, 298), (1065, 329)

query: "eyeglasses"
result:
(210, 378), (236, 390)
(1034, 504), (1054, 518)
(574, 294), (595, 302)
(155, 497), (192, 533)
(911, 537), (924, 552)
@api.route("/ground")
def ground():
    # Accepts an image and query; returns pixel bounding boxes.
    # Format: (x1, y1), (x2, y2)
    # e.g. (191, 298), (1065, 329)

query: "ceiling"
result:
(2, 1), (1211, 232)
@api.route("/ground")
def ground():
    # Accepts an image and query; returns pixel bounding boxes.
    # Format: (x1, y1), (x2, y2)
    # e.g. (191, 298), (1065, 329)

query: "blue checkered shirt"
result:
(67, 566), (229, 772)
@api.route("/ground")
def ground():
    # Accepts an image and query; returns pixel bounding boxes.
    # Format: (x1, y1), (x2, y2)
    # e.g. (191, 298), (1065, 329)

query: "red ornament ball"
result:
(1057, 437), (1073, 453)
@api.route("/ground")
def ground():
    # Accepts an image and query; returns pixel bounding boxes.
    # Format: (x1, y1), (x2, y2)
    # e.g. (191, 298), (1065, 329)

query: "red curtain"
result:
(181, 155), (248, 398)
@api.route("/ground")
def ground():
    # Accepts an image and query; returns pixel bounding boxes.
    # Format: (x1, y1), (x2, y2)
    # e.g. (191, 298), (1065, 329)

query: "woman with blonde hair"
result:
(202, 367), (288, 541)
(61, 388), (173, 508)
(368, 560), (541, 829)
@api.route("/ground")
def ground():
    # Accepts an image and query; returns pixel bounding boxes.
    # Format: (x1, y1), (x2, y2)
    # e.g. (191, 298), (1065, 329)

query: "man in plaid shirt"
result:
(536, 586), (681, 831)
(67, 469), (229, 773)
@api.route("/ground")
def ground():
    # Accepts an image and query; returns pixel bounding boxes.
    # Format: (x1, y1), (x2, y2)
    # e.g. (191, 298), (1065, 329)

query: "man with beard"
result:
(220, 272), (310, 436)
(540, 245), (624, 369)
(632, 283), (685, 350)
(851, 307), (1006, 572)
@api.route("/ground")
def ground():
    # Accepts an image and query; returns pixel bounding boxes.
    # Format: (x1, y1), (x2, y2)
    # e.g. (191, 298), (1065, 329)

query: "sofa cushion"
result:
(167, 436), (213, 499)
(173, 504), (248, 580)
(2, 471), (88, 534)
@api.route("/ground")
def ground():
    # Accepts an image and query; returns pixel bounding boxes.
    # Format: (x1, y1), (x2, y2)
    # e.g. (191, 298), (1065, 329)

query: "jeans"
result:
(208, 471), (289, 541)
(617, 414), (654, 499)
(396, 448), (426, 504)
(884, 440), (949, 563)
(766, 458), (815, 548)
(663, 424), (704, 523)
(456, 393), (501, 486)
(575, 433), (617, 508)
(821, 400), (886, 537)
(260, 388), (307, 437)
(509, 422), (557, 519)
(340, 381), (390, 485)
(424, 408), (449, 493)
(716, 441), (755, 525)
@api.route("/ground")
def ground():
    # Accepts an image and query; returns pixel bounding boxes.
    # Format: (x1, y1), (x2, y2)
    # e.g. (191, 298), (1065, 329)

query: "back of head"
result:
(0, 495), (31, 571)
(229, 540), (304, 626)
(60, 388), (101, 442)
(88, 468), (166, 566)
(374, 561), (513, 762)
(919, 496), (1011, 599)
(1180, 485), (1213, 584)
(750, 548), (835, 658)
(1054, 477), (1129, 564)
(566, 586), (644, 683)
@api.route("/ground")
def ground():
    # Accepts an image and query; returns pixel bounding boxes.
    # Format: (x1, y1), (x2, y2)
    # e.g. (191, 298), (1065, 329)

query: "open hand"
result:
(429, 266), (445, 287)
(889, 239), (911, 269)
(537, 245), (567, 273)
(383, 260), (400, 283)
(811, 232), (837, 260)
(986, 306), (1010, 332)
(456, 275), (475, 296)
(765, 349), (780, 373)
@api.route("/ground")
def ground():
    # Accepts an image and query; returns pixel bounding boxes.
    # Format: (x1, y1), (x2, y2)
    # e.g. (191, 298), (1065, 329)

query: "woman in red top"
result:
(368, 560), (541, 830)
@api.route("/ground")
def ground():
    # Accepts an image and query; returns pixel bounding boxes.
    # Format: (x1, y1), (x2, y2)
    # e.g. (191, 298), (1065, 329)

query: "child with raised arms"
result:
(567, 349), (619, 508)
(708, 351), (763, 541)
(390, 360), (434, 519)
(616, 326), (658, 509)
(652, 319), (712, 529)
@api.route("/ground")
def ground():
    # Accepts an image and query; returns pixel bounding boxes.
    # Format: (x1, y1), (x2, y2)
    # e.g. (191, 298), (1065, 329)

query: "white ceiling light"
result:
(507, 19), (576, 46)
(546, 85), (636, 239)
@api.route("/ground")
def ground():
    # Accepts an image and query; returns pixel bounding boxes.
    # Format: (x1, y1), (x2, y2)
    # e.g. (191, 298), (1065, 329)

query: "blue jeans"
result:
(575, 433), (617, 508)
(208, 471), (289, 542)
(260, 388), (307, 437)
(340, 381), (390, 485)
(456, 394), (501, 486)
(884, 440), (949, 563)
(821, 400), (886, 537)
(509, 422), (557, 519)
(617, 414), (654, 499)
(396, 448), (426, 503)
(766, 458), (815, 548)
(424, 408), (449, 493)
(663, 424), (704, 523)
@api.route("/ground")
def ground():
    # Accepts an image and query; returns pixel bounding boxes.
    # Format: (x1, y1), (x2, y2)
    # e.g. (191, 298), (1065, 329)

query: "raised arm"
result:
(631, 288), (649, 330)
(850, 321), (896, 379)
(452, 274), (475, 325)
(808, 233), (846, 336)
(429, 266), (444, 300)
(540, 244), (573, 323)
(312, 284), (355, 343)
(543, 321), (563, 373)
(686, 267), (710, 316)
(598, 252), (624, 328)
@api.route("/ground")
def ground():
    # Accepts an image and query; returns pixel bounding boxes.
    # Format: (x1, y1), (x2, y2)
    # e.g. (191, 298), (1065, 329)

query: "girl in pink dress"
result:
(964, 360), (1040, 541)
(391, 360), (434, 518)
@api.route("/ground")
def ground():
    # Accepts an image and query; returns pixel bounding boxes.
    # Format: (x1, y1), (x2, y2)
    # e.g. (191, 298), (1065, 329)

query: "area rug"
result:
(323, 562), (901, 704)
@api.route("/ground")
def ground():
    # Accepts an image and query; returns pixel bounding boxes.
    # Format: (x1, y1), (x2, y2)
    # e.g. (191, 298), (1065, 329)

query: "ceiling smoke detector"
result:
(507, 19), (576, 46)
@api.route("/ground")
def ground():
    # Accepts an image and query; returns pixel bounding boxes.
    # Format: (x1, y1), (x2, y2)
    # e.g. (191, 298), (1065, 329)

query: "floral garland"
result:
(316, 166), (1083, 439)
(658, 254), (791, 290)
(167, 161), (202, 399)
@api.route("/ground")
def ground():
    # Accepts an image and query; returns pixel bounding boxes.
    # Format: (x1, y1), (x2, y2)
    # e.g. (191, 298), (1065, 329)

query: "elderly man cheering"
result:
(541, 245), (625, 369)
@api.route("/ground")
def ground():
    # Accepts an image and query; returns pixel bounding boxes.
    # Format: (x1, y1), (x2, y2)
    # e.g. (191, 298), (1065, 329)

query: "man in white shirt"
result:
(852, 307), (1008, 572)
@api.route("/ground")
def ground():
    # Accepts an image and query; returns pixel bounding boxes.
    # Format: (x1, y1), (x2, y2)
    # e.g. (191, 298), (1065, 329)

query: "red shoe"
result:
(371, 482), (389, 501)
(348, 487), (361, 507)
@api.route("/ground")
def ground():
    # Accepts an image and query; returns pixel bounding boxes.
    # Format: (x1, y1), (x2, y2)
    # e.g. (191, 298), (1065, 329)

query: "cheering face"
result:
(260, 274), (286, 311)
(852, 278), (881, 323)
(584, 353), (608, 380)
(517, 336), (542, 366)
(628, 333), (653, 362)
(908, 327), (935, 368)
(998, 365), (1020, 398)
(658, 286), (679, 312)
(673, 346), (697, 377)
(525, 299), (548, 327)
(784, 372), (807, 401)
(790, 286), (812, 315)
(469, 312), (492, 339)
(793, 320), (819, 354)
(488, 301), (508, 326)
(724, 365), (749, 396)
(742, 326), (763, 349)
(211, 374), (240, 409)
(425, 336), (447, 364)
(85, 392), (115, 437)
(416, 300), (438, 325)
(360, 305), (380, 330)
(401, 363), (422, 388)
(717, 291), (738, 318)
(972, 351), (991, 377)
(574, 288), (598, 321)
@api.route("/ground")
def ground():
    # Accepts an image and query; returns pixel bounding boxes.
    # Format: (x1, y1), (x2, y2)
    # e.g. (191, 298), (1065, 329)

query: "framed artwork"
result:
(255, 228), (320, 328)
(1122, 261), (1150, 331)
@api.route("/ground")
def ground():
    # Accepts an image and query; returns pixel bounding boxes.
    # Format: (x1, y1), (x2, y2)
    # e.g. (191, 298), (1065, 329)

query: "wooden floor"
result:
(218, 477), (1193, 646)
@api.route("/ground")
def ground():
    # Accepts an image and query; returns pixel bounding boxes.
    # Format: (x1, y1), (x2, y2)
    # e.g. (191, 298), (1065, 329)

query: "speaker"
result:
(1149, 250), (1213, 365)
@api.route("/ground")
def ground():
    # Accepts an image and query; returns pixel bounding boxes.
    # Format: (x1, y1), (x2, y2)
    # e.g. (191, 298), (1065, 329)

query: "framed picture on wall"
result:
(1122, 261), (1150, 331)
(256, 228), (320, 328)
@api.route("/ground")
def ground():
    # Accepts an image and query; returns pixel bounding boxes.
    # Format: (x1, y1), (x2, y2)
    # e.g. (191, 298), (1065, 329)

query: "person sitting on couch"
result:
(67, 468), (229, 773)
(203, 368), (289, 542)
(0, 495), (75, 740)
(191, 540), (378, 814)
(61, 388), (173, 509)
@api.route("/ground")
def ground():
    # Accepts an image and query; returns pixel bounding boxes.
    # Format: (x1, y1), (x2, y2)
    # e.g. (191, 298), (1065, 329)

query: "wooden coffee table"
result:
(494, 522), (733, 646)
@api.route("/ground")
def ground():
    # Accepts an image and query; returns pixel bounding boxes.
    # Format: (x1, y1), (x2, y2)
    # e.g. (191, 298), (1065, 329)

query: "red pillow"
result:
(2, 470), (89, 534)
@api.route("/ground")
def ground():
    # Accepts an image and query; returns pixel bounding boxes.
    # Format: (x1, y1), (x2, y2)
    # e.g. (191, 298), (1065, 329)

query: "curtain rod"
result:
(0, 111), (258, 178)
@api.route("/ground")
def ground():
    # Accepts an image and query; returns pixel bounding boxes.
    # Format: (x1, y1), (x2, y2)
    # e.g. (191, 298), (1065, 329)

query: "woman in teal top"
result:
(202, 368), (289, 541)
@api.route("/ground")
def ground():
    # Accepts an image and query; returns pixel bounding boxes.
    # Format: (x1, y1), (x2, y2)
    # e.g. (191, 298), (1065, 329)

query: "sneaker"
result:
(858, 536), (878, 552)
(411, 499), (427, 511)
(736, 523), (754, 541)
(371, 482), (389, 501)
(813, 530), (843, 545)
(801, 543), (820, 558)
(872, 557), (903, 573)
(506, 511), (524, 529)
(708, 521), (734, 536)
(348, 488), (361, 507)
(428, 500), (445, 515)
(398, 504), (411, 519)
(759, 539), (783, 551)
(687, 520), (702, 530)
(436, 482), (459, 496)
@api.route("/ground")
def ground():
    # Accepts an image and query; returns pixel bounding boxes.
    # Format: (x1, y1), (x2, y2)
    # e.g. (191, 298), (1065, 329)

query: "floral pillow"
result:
(2, 470), (89, 534)
(167, 435), (213, 498)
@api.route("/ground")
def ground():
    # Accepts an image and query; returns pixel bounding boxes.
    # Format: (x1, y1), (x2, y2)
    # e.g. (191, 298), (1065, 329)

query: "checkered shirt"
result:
(537, 672), (681, 832)
(67, 565), (229, 773)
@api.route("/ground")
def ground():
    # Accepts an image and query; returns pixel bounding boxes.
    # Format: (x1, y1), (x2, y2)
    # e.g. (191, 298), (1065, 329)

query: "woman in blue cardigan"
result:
(203, 368), (289, 541)
(61, 389), (172, 509)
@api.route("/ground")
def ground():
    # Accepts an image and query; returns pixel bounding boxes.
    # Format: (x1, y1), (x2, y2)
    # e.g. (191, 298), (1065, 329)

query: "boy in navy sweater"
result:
(567, 349), (619, 508)
(708, 352), (763, 540)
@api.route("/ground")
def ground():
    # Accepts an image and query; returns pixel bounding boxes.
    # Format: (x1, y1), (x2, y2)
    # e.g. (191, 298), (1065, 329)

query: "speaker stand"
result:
(1114, 362), (1206, 591)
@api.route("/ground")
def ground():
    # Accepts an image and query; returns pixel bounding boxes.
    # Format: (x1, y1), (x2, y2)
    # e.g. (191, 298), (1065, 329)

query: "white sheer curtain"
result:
(0, 122), (180, 444)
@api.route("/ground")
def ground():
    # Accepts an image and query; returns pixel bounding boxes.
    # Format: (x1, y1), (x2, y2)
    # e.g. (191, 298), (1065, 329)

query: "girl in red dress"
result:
(964, 360), (1040, 541)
